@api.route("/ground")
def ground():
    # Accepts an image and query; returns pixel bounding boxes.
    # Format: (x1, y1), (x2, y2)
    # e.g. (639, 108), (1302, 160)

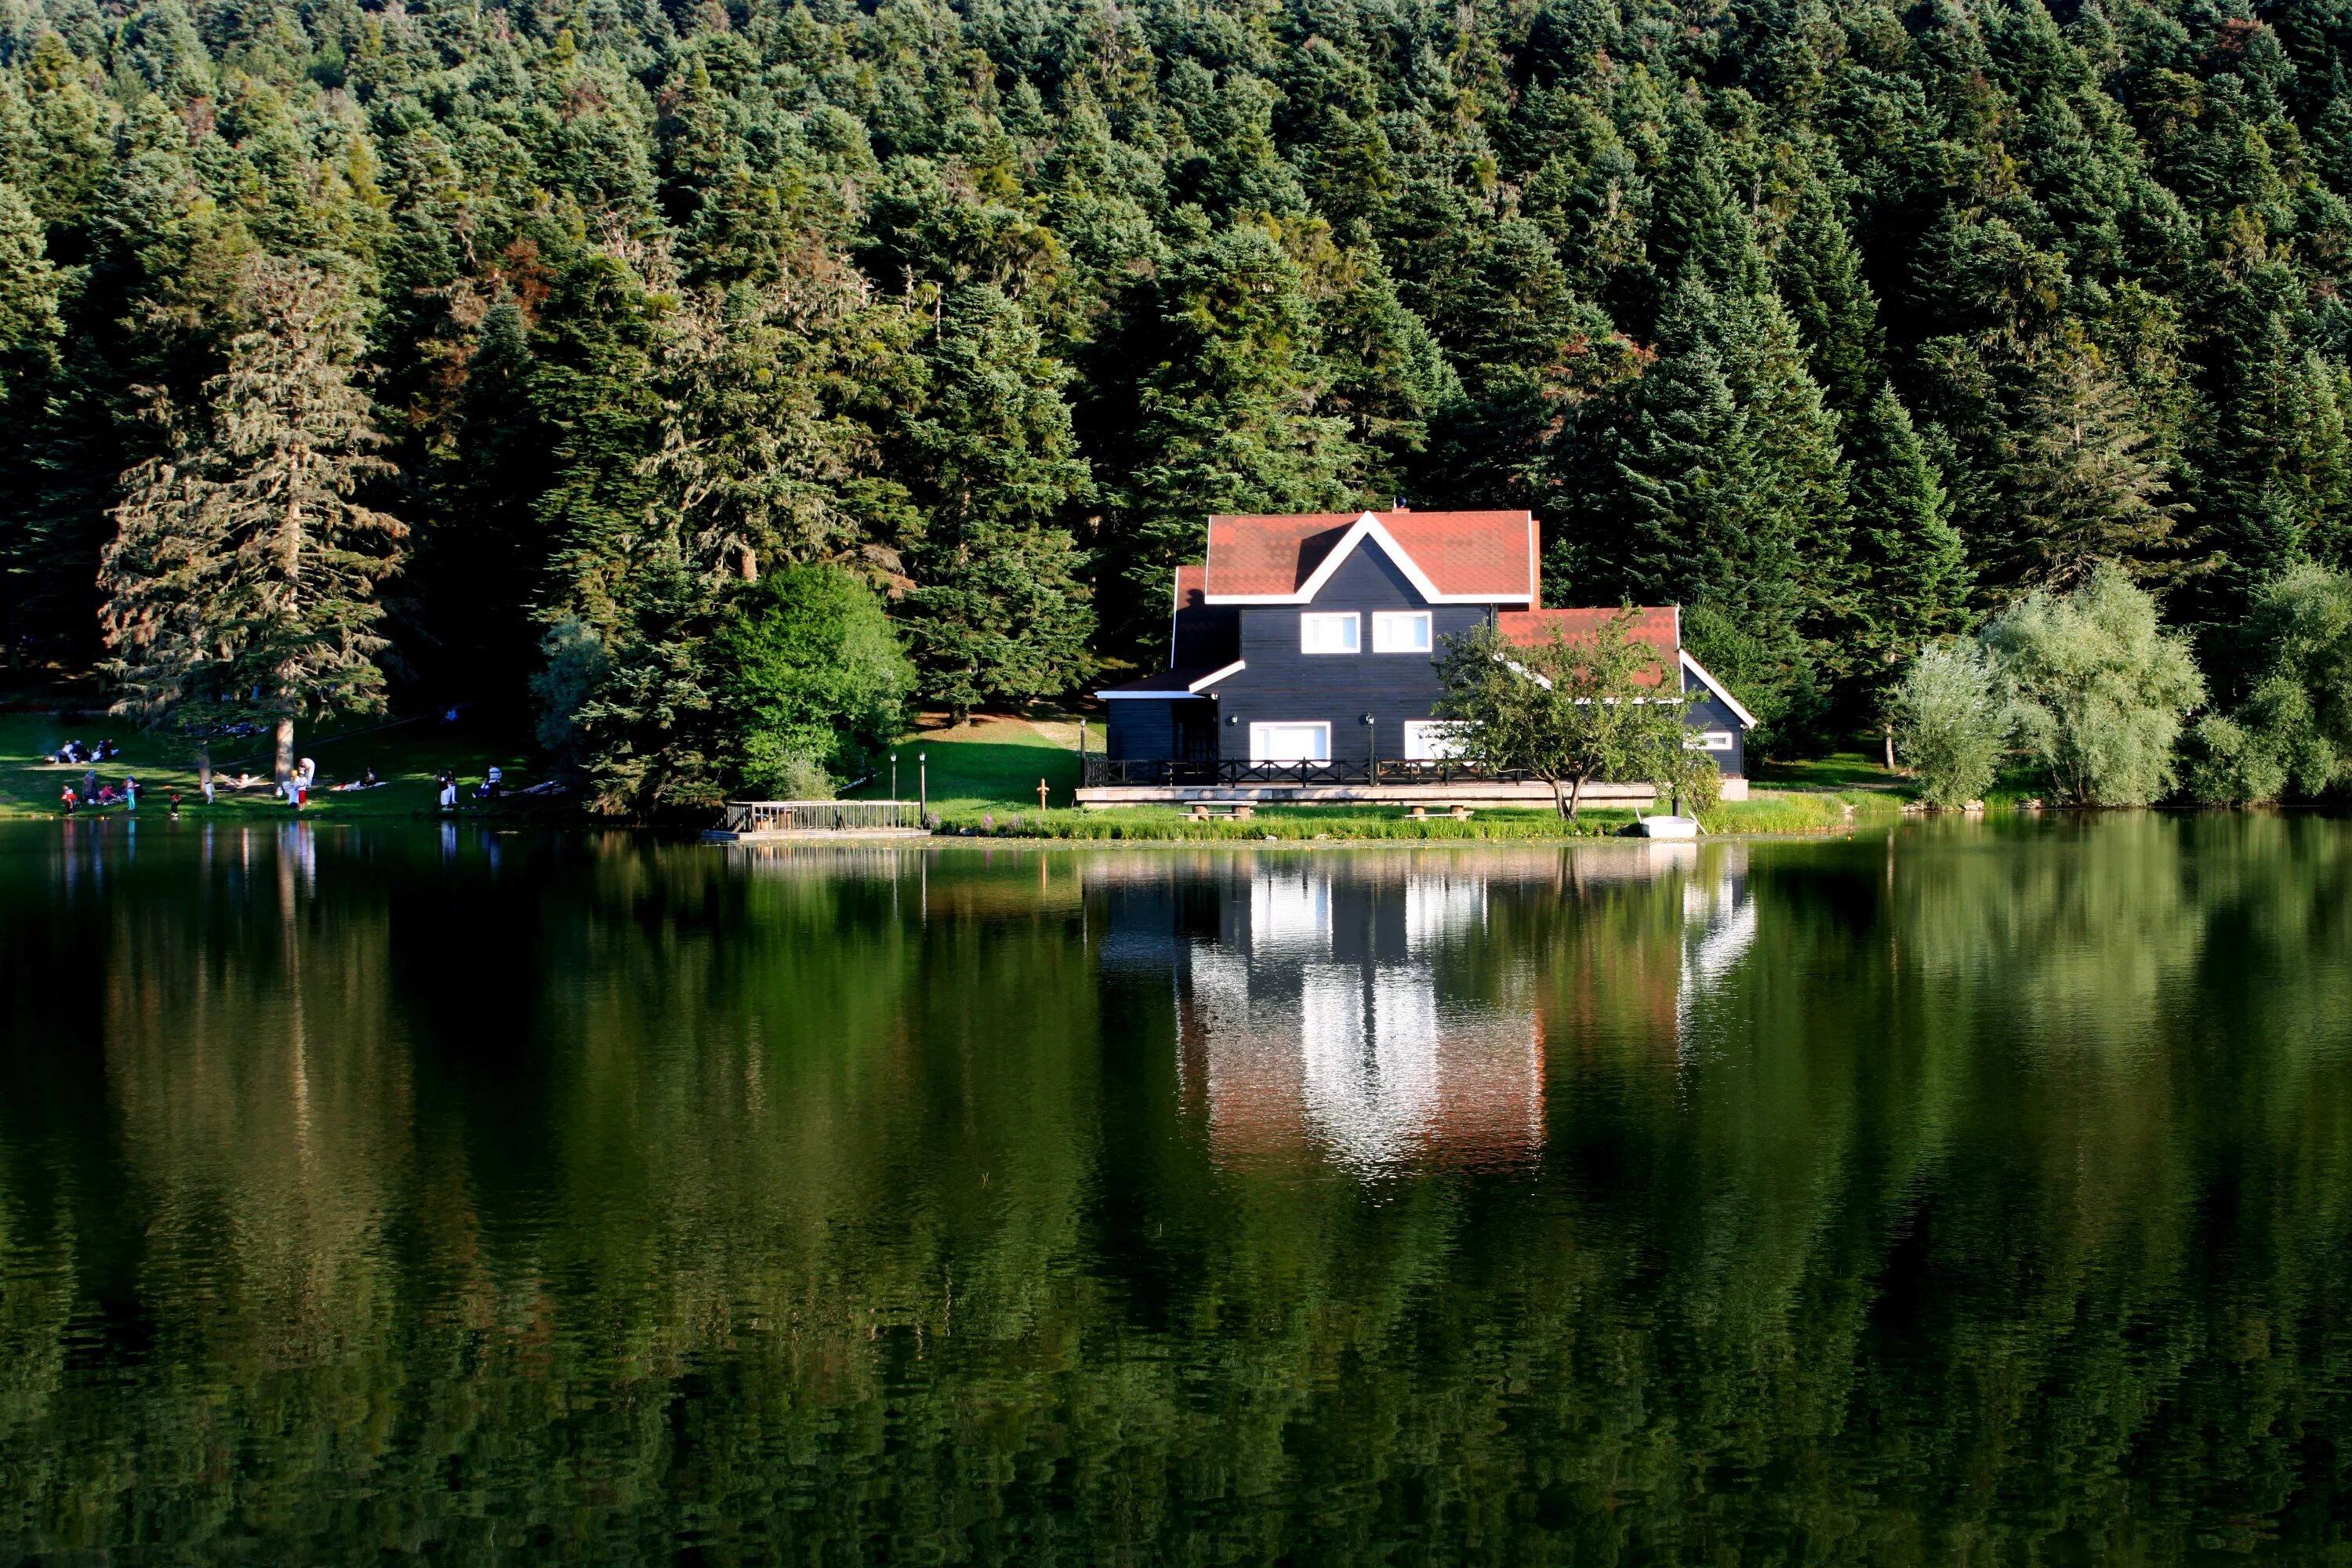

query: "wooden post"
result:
(1037, 778), (1048, 811)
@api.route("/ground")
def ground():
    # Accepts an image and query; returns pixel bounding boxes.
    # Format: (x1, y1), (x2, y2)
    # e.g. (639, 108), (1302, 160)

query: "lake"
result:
(2, 815), (2350, 1563)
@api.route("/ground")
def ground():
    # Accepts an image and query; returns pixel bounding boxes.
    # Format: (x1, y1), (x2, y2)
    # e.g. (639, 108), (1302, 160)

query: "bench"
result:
(1408, 805), (1475, 820)
(1186, 803), (1256, 821)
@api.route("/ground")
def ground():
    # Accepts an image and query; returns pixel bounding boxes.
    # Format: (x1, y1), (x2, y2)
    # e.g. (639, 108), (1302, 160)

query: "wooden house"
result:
(1086, 508), (1756, 806)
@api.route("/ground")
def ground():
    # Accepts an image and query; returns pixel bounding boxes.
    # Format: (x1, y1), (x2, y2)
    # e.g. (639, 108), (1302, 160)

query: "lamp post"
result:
(919, 752), (927, 822)
(891, 752), (898, 800)
(1363, 713), (1377, 783)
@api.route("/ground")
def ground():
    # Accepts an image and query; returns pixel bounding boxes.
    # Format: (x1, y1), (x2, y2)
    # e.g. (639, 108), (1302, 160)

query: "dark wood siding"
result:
(1681, 676), (1748, 777)
(1214, 546), (1494, 762)
(1105, 699), (1178, 760)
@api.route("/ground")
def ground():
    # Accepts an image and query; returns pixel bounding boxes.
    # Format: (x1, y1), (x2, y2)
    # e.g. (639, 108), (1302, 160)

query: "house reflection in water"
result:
(1093, 847), (1756, 1174)
(1185, 864), (1542, 1173)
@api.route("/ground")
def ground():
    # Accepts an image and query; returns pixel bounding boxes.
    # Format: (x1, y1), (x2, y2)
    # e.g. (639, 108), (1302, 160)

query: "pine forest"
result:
(7, 0), (2352, 809)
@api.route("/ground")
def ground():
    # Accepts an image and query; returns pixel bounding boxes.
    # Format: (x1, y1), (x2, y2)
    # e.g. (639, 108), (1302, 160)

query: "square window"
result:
(1372, 611), (1432, 652)
(1299, 612), (1360, 654)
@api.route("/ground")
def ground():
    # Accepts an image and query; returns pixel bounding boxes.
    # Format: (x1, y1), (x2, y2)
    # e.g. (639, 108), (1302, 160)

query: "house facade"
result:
(1088, 509), (1756, 805)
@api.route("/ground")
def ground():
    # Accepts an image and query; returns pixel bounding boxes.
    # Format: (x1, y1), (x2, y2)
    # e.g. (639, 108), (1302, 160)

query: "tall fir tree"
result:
(899, 285), (1096, 720)
(96, 255), (405, 782)
(1849, 385), (1973, 759)
(1110, 223), (1364, 652)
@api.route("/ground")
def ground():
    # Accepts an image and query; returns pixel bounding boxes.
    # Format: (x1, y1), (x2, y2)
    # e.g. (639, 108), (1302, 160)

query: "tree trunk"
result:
(274, 717), (295, 783)
(1567, 772), (1587, 820)
(194, 742), (212, 792)
(1883, 721), (1896, 772)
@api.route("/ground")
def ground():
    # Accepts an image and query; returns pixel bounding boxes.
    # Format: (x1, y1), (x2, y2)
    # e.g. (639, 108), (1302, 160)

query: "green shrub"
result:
(1892, 642), (2009, 807)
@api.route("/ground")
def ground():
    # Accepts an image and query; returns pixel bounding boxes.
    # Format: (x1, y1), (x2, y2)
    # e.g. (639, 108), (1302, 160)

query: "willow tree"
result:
(99, 255), (405, 783)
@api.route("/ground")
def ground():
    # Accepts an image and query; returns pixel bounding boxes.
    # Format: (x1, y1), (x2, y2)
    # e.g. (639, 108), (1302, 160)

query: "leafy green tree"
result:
(1982, 564), (2206, 805)
(2190, 562), (2352, 803)
(1431, 615), (1701, 818)
(96, 255), (405, 783)
(1892, 641), (2010, 806)
(711, 564), (914, 795)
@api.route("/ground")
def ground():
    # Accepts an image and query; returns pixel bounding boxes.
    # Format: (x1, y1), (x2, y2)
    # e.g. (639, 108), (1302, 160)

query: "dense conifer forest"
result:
(5, 0), (2352, 807)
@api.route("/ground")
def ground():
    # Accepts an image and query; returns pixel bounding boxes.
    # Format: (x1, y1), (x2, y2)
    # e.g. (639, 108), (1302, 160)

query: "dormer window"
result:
(1299, 612), (1359, 654)
(1372, 611), (1432, 652)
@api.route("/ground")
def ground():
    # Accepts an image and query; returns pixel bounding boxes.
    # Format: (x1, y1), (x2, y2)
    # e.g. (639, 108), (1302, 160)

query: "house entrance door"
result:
(1174, 701), (1218, 763)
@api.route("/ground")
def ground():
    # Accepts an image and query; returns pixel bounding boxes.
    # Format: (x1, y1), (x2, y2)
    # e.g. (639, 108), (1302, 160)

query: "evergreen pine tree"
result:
(899, 285), (1095, 720)
(1998, 344), (2183, 593)
(96, 255), (405, 782)
(1773, 181), (1883, 422)
(1849, 385), (1973, 759)
(1111, 224), (1364, 650)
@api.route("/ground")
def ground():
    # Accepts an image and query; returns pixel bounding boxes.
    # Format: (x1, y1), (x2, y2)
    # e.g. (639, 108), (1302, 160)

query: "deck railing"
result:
(1081, 757), (1548, 788)
(720, 799), (922, 833)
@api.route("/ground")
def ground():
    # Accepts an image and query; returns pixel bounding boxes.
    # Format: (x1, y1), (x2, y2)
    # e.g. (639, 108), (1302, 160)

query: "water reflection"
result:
(2, 820), (2351, 1563)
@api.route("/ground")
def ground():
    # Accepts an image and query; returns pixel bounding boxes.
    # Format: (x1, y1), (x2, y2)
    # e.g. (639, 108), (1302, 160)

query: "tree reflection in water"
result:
(1, 819), (2350, 1562)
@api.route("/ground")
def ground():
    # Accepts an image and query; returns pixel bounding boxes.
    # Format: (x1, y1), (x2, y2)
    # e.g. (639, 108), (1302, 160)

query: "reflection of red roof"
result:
(1499, 607), (1681, 684)
(1203, 510), (1537, 601)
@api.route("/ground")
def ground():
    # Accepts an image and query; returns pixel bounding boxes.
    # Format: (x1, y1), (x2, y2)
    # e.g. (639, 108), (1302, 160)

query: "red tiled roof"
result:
(1202, 510), (1536, 601)
(1174, 562), (1207, 611)
(1498, 607), (1681, 686)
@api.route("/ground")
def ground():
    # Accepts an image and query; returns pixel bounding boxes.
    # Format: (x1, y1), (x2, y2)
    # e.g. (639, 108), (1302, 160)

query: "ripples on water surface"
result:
(3, 815), (2351, 1563)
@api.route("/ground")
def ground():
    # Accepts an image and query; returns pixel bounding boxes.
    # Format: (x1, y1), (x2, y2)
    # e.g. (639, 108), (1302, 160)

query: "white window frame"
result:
(1684, 730), (1737, 752)
(1401, 720), (1465, 760)
(1298, 612), (1360, 655)
(1371, 610), (1432, 653)
(1250, 721), (1332, 762)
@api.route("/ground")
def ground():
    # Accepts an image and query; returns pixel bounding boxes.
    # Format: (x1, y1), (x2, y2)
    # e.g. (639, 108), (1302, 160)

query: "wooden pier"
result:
(703, 800), (929, 842)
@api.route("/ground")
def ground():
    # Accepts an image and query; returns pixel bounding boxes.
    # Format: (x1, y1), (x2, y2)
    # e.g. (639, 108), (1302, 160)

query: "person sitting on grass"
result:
(60, 785), (75, 816)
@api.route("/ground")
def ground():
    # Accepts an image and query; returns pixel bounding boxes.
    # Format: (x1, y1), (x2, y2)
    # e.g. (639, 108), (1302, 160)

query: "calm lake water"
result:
(3, 816), (2351, 1563)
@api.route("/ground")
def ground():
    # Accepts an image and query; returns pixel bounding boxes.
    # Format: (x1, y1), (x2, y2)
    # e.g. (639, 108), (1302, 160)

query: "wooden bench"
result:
(1408, 805), (1475, 820)
(1186, 802), (1255, 821)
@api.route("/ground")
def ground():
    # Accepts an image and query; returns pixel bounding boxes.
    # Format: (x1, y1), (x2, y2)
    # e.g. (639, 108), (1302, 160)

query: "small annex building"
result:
(1086, 508), (1756, 806)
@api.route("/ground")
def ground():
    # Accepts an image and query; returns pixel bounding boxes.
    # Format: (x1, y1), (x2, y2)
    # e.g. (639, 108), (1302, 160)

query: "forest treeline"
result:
(5, 0), (2352, 808)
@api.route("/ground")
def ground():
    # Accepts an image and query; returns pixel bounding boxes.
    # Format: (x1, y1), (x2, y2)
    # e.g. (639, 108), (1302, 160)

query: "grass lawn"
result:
(848, 713), (1087, 812)
(1752, 750), (1910, 792)
(0, 709), (532, 822)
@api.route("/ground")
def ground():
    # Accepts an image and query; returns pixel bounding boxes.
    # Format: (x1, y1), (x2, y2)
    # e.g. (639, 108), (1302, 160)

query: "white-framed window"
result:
(1299, 612), (1360, 654)
(1250, 721), (1331, 762)
(1371, 611), (1432, 653)
(1683, 730), (1737, 752)
(1402, 720), (1465, 760)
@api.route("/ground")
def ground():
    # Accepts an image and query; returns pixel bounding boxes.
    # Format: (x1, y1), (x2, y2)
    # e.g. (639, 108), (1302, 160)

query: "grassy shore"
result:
(0, 710), (530, 822)
(0, 702), (1914, 837)
(859, 713), (1905, 839)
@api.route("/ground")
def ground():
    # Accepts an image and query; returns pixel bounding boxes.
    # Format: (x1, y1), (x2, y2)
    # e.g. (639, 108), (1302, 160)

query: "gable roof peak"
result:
(1201, 508), (1536, 603)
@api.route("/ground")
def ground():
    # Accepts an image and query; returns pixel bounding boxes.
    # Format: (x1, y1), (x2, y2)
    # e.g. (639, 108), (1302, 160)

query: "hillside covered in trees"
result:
(4, 0), (2352, 808)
